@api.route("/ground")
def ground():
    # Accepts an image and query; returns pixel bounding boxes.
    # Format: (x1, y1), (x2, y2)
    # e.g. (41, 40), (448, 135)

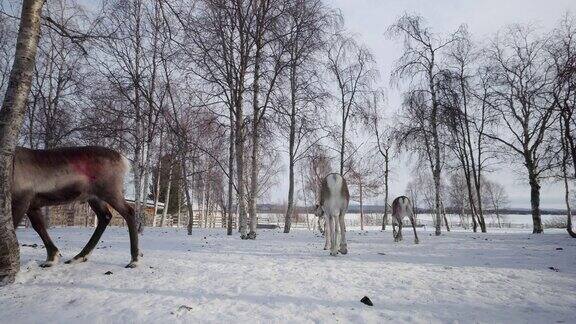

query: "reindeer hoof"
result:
(65, 256), (88, 264)
(414, 239), (419, 244)
(39, 261), (55, 268)
(339, 247), (348, 255)
(125, 261), (138, 268)
(40, 253), (60, 267)
(330, 251), (338, 256)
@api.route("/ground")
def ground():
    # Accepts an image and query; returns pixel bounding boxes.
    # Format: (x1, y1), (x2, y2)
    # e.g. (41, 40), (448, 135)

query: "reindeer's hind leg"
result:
(106, 197), (139, 268)
(392, 216), (397, 240)
(28, 207), (60, 267)
(66, 198), (112, 264)
(409, 210), (419, 244)
(328, 216), (338, 256)
(392, 215), (398, 242)
(394, 215), (403, 242)
(338, 211), (348, 255)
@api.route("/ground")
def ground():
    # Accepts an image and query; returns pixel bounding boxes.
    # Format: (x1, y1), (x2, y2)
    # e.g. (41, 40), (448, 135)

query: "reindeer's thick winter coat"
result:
(11, 146), (139, 268)
(391, 196), (419, 244)
(315, 173), (350, 256)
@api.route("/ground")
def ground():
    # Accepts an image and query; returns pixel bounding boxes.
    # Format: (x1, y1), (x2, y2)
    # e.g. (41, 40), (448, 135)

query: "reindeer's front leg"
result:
(323, 218), (330, 250)
(409, 213), (419, 244)
(28, 207), (61, 267)
(317, 216), (325, 235)
(393, 215), (403, 242)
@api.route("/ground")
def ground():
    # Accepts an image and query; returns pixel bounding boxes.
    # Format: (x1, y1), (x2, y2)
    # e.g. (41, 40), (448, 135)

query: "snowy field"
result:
(1, 226), (575, 323)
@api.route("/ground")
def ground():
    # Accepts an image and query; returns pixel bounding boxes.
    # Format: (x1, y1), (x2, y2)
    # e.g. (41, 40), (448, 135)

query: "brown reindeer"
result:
(11, 146), (139, 268)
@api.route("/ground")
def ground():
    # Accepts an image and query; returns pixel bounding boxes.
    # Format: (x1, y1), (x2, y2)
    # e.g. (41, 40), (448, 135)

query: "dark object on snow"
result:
(556, 247), (563, 251)
(104, 271), (113, 275)
(548, 266), (559, 272)
(257, 224), (279, 229)
(22, 243), (38, 248)
(360, 296), (373, 306)
(178, 305), (193, 311)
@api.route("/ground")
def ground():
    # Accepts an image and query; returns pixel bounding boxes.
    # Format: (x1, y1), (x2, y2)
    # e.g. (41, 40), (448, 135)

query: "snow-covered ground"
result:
(1, 226), (575, 323)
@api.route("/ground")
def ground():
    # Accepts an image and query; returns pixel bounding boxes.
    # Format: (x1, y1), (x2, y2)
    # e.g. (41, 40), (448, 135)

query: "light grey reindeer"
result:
(391, 196), (419, 244)
(315, 173), (350, 256)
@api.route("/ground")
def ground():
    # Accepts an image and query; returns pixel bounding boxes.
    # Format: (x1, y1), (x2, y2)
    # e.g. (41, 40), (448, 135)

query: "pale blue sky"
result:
(270, 0), (576, 208)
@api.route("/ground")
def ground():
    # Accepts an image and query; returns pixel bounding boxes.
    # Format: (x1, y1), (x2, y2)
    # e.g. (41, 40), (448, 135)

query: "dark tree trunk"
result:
(359, 180), (364, 231)
(181, 156), (194, 236)
(430, 68), (442, 236)
(527, 165), (543, 234)
(226, 110), (235, 236)
(382, 156), (389, 230)
(247, 65), (260, 240)
(284, 63), (297, 234)
(340, 119), (346, 175)
(235, 98), (248, 239)
(442, 202), (450, 232)
(0, 0), (44, 285)
(284, 129), (295, 233)
(563, 163), (575, 238)
(463, 170), (478, 233)
(560, 118), (576, 238)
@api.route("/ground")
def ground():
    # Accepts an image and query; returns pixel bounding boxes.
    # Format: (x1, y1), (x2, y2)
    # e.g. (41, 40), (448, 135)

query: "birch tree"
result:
(182, 0), (254, 238)
(278, 0), (334, 233)
(388, 14), (464, 236)
(93, 0), (165, 233)
(0, 0), (44, 286)
(549, 14), (576, 237)
(246, 0), (288, 239)
(326, 33), (377, 175)
(482, 179), (509, 228)
(482, 25), (556, 233)
(363, 89), (393, 230)
(439, 29), (494, 232)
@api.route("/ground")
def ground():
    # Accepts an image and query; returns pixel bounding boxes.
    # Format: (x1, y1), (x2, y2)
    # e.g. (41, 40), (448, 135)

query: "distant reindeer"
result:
(314, 173), (350, 256)
(391, 196), (419, 244)
(11, 146), (139, 268)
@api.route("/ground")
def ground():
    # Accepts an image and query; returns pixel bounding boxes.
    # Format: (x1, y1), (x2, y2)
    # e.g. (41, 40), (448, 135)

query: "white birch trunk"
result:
(0, 0), (43, 285)
(152, 158), (162, 227)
